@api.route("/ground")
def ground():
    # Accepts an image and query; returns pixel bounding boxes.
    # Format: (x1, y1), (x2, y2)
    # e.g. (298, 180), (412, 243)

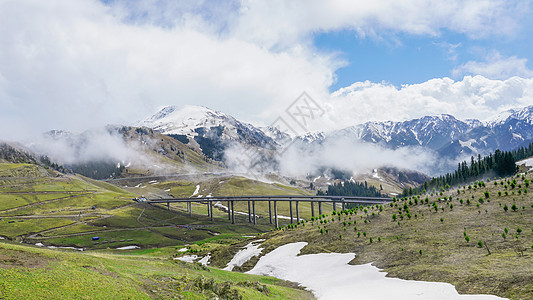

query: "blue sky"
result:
(315, 27), (533, 91)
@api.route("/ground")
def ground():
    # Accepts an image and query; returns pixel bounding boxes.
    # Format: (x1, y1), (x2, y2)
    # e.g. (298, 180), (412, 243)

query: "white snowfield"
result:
(247, 242), (506, 300)
(223, 240), (265, 271)
(518, 157), (533, 168)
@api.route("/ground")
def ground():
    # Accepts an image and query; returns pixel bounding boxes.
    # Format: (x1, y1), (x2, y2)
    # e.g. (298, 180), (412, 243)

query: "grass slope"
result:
(0, 241), (313, 299)
(1, 163), (314, 252)
(213, 173), (533, 299)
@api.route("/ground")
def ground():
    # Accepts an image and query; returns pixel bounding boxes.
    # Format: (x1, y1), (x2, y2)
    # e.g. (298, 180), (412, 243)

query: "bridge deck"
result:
(138, 195), (392, 227)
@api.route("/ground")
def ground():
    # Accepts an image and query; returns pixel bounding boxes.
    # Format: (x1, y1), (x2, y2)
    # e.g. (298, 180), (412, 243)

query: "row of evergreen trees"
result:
(317, 180), (382, 198)
(404, 142), (533, 196)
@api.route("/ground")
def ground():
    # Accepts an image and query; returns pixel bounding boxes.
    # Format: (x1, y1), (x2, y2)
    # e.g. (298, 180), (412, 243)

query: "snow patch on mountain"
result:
(138, 105), (231, 136)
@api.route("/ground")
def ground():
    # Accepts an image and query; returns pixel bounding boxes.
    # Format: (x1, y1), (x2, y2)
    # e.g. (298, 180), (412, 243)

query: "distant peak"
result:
(484, 105), (533, 125)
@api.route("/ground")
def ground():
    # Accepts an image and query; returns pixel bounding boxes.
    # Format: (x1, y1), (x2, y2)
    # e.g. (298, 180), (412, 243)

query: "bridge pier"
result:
(311, 202), (314, 218)
(209, 200), (213, 221)
(248, 201), (251, 223)
(342, 201), (345, 211)
(318, 201), (322, 215)
(333, 201), (336, 212)
(231, 201), (235, 224)
(188, 202), (192, 216)
(274, 200), (278, 228)
(252, 201), (256, 225)
(268, 201), (272, 224)
(227, 200), (231, 220)
(296, 201), (299, 222)
(167, 202), (170, 210)
(289, 200), (293, 224)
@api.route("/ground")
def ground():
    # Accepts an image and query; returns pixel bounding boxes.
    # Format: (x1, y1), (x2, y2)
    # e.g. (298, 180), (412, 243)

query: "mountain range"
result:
(140, 104), (533, 164)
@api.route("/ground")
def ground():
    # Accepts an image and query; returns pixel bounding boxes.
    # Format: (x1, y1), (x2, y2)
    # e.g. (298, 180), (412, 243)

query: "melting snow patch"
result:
(35, 242), (44, 247)
(175, 255), (198, 263)
(48, 246), (84, 251)
(135, 183), (142, 188)
(223, 239), (265, 271)
(518, 157), (533, 168)
(116, 245), (140, 250)
(178, 247), (188, 252)
(198, 254), (211, 266)
(247, 242), (506, 300)
(192, 185), (200, 196)
(165, 189), (171, 192)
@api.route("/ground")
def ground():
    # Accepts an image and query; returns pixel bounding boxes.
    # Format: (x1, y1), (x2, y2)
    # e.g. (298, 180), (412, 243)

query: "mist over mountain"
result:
(137, 104), (533, 177)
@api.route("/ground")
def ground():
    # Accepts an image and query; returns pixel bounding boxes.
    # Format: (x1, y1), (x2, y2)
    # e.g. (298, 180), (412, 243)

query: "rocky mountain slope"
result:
(322, 105), (533, 158)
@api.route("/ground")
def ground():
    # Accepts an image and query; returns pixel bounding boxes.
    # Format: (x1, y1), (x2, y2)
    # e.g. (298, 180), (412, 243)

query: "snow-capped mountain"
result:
(139, 105), (277, 161)
(325, 105), (533, 158)
(138, 104), (533, 172)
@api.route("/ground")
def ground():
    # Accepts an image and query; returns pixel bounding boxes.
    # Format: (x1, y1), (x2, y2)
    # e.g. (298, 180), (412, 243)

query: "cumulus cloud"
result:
(452, 52), (533, 80)
(325, 76), (533, 128)
(232, 0), (525, 48)
(0, 0), (334, 140)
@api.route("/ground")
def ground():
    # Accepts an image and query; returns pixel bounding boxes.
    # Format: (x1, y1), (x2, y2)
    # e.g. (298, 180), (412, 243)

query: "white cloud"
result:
(452, 52), (533, 80)
(0, 0), (529, 142)
(0, 0), (334, 140)
(325, 76), (533, 128)
(232, 0), (525, 48)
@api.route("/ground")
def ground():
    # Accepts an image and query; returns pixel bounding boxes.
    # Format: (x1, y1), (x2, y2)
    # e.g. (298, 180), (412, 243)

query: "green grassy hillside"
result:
(211, 173), (533, 299)
(0, 163), (314, 252)
(0, 240), (313, 299)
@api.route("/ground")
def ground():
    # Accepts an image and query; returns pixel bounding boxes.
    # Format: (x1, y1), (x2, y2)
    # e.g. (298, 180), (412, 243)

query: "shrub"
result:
(504, 227), (509, 234)
(369, 237), (373, 243)
(440, 218), (444, 223)
(503, 204), (508, 212)
(477, 241), (483, 248)
(511, 204), (518, 212)
(357, 232), (361, 237)
(517, 227), (522, 234)
(419, 249), (423, 255)
(501, 233), (506, 239)
(465, 236), (470, 242)
(363, 232), (367, 237)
